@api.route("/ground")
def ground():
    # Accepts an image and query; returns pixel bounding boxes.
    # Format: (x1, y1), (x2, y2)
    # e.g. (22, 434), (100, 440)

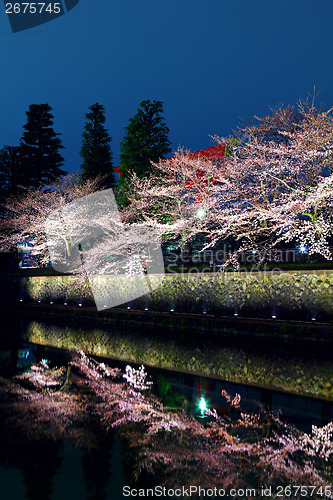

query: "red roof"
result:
(183, 145), (226, 160)
(114, 166), (123, 178)
(177, 146), (226, 204)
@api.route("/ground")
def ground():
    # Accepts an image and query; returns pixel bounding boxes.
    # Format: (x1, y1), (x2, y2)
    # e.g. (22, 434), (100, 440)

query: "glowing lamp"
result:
(199, 397), (207, 412)
(196, 208), (206, 219)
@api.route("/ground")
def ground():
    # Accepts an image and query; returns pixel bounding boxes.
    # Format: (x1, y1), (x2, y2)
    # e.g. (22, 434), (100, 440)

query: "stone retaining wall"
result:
(1, 270), (333, 321)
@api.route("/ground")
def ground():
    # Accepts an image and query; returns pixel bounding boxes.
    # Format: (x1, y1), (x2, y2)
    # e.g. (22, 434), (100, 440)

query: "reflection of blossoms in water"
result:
(241, 412), (261, 427)
(123, 365), (153, 392)
(1, 351), (332, 493)
(18, 362), (66, 388)
(221, 389), (241, 408)
(298, 422), (333, 462)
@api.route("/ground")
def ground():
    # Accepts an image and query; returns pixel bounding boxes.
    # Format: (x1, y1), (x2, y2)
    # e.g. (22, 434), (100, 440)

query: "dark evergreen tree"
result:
(20, 103), (66, 187)
(0, 145), (23, 197)
(119, 100), (172, 180)
(80, 103), (115, 189)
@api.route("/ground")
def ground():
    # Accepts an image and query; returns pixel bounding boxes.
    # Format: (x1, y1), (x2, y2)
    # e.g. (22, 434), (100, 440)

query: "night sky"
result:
(1, 0), (333, 173)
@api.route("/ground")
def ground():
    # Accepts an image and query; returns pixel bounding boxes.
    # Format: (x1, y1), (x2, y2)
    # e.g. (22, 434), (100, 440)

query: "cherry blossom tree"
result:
(122, 147), (229, 258)
(124, 103), (333, 267)
(0, 174), (104, 268)
(210, 102), (333, 264)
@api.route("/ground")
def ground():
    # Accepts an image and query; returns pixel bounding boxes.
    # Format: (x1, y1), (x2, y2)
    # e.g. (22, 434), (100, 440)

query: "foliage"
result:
(0, 145), (24, 199)
(119, 99), (171, 183)
(80, 103), (116, 189)
(20, 103), (66, 187)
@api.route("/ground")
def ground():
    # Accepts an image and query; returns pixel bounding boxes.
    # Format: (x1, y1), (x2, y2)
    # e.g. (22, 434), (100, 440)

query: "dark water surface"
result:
(0, 317), (332, 499)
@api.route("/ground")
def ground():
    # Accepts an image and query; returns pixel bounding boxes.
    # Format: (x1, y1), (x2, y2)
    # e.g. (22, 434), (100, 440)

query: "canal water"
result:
(0, 318), (332, 499)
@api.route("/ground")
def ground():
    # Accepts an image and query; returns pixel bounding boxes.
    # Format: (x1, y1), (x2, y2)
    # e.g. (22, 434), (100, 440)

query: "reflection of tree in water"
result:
(0, 408), (62, 500)
(0, 350), (331, 498)
(21, 440), (62, 500)
(82, 441), (112, 500)
(0, 354), (116, 500)
(0, 416), (114, 500)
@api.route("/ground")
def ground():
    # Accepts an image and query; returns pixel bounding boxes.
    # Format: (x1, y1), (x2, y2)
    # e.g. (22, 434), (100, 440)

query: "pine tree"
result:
(80, 103), (115, 189)
(20, 103), (66, 187)
(0, 145), (23, 197)
(119, 100), (172, 180)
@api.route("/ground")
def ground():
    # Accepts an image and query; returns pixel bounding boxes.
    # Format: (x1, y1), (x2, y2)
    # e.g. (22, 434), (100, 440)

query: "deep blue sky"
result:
(1, 0), (333, 174)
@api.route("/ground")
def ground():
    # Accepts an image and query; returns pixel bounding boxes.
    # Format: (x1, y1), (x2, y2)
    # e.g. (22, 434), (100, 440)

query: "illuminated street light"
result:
(199, 397), (207, 413)
(196, 208), (206, 219)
